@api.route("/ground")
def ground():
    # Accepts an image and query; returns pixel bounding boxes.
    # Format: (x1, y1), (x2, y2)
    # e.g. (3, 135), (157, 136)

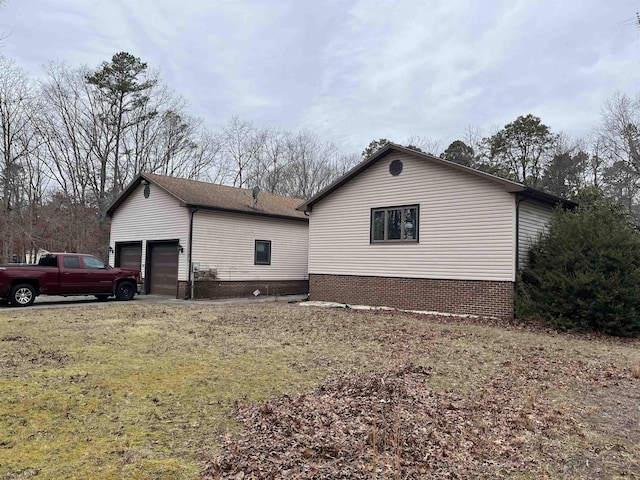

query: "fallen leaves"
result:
(203, 362), (585, 479)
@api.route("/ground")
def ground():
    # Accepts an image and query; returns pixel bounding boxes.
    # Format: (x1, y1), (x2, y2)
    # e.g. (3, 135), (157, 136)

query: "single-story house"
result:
(296, 143), (576, 318)
(107, 173), (309, 299)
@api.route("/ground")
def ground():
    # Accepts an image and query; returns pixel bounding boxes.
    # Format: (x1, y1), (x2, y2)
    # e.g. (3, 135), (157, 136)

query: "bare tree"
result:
(600, 91), (640, 172)
(587, 134), (607, 189)
(189, 128), (225, 182)
(256, 127), (288, 193)
(596, 92), (640, 220)
(38, 63), (96, 204)
(220, 116), (264, 188)
(0, 0), (9, 47)
(35, 63), (114, 256)
(278, 131), (341, 199)
(462, 124), (485, 156)
(0, 56), (38, 262)
(405, 135), (442, 156)
(120, 82), (181, 179)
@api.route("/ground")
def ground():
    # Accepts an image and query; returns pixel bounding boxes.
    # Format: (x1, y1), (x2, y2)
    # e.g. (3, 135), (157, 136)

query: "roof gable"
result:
(107, 173), (308, 221)
(296, 143), (576, 211)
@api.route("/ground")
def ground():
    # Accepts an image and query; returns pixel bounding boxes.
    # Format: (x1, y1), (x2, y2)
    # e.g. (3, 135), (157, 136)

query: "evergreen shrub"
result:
(517, 197), (640, 337)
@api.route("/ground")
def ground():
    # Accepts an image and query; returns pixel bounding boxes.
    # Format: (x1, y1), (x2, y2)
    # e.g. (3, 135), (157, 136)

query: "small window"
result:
(38, 255), (57, 267)
(254, 240), (271, 265)
(371, 205), (419, 243)
(63, 256), (81, 269)
(83, 256), (106, 269)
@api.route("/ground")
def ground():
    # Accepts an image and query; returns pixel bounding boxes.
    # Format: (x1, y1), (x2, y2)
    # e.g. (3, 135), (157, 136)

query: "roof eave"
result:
(185, 203), (308, 222)
(520, 187), (579, 208)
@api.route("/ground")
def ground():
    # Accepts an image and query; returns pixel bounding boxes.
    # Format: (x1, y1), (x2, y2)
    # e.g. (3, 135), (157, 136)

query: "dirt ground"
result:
(0, 303), (638, 479)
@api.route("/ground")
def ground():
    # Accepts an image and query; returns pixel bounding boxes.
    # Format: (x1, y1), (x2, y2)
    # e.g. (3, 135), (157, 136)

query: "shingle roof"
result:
(107, 173), (308, 221)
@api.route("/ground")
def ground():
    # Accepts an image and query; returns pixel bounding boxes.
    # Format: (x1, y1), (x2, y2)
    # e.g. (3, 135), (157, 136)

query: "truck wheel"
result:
(115, 282), (135, 301)
(10, 284), (36, 307)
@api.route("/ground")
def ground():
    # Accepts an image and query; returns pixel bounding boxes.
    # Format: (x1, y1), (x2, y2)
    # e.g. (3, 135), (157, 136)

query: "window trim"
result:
(370, 204), (419, 244)
(254, 239), (272, 265)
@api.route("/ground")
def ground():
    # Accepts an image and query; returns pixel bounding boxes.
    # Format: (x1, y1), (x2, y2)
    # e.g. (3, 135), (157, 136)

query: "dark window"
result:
(254, 240), (271, 265)
(371, 205), (419, 243)
(63, 256), (81, 269)
(38, 255), (57, 267)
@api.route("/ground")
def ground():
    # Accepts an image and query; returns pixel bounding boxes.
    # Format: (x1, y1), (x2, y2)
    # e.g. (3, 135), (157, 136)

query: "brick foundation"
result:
(309, 274), (514, 319)
(177, 279), (309, 300)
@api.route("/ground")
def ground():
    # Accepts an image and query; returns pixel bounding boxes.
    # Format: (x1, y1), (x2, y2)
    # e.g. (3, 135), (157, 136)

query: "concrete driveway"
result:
(0, 293), (307, 310)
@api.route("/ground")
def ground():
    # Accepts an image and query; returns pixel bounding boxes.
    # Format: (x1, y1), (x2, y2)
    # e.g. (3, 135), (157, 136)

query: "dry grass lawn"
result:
(0, 303), (638, 479)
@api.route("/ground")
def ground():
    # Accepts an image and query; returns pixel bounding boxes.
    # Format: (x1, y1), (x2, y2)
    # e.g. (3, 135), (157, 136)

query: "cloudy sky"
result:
(1, 0), (639, 154)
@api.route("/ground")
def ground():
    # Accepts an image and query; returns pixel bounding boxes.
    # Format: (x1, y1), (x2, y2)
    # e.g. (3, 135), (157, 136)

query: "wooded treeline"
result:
(437, 104), (639, 211)
(366, 97), (640, 222)
(1, 51), (639, 262)
(368, 100), (640, 219)
(0, 53), (358, 262)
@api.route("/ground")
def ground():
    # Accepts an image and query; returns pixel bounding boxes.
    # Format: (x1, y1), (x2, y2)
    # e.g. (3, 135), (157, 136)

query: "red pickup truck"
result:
(0, 253), (142, 307)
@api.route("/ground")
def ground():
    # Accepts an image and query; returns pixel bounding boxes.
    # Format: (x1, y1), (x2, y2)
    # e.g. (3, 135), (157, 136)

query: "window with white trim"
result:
(371, 205), (419, 242)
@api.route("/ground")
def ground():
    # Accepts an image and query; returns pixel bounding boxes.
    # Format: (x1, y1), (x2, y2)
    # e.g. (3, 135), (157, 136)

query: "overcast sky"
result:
(1, 0), (640, 154)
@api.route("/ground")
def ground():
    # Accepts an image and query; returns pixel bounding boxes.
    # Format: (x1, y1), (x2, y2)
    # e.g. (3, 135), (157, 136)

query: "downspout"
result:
(514, 196), (524, 318)
(515, 197), (521, 277)
(185, 206), (199, 300)
(304, 209), (311, 295)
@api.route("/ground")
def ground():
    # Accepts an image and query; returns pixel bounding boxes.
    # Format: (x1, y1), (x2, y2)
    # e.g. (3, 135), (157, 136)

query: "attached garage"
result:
(106, 173), (309, 300)
(146, 241), (180, 296)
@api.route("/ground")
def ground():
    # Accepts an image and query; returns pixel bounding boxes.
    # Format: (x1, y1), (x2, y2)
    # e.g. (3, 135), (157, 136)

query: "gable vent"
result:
(389, 159), (403, 176)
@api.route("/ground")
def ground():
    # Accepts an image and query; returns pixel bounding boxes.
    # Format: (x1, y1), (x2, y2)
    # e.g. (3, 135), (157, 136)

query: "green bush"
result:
(517, 197), (640, 337)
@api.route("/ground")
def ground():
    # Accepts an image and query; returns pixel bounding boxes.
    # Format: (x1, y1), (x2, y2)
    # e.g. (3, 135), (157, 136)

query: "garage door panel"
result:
(149, 242), (179, 296)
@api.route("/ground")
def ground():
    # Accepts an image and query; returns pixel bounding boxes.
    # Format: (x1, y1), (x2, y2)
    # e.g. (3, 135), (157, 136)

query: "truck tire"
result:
(10, 284), (36, 307)
(115, 281), (135, 301)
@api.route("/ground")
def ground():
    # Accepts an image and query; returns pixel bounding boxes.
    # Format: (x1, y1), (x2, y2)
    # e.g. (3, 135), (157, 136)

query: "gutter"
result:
(185, 206), (199, 300)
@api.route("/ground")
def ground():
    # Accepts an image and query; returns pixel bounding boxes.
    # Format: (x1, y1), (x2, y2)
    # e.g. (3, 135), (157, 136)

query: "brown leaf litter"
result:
(203, 362), (594, 479)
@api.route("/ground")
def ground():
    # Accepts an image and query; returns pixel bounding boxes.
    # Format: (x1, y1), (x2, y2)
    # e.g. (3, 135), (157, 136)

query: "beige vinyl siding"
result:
(518, 199), (554, 270)
(308, 152), (516, 282)
(108, 184), (190, 280)
(192, 210), (308, 281)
